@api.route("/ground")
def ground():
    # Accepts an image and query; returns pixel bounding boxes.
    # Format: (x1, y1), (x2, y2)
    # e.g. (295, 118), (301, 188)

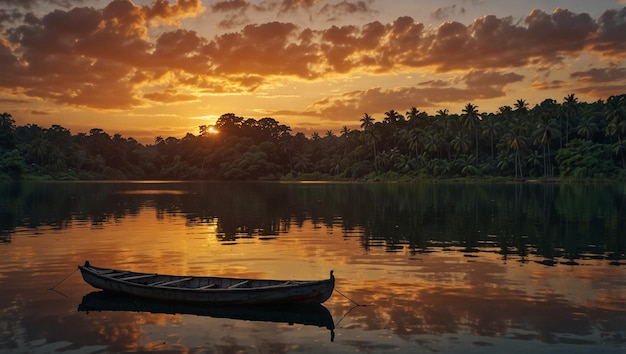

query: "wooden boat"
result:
(78, 261), (335, 304)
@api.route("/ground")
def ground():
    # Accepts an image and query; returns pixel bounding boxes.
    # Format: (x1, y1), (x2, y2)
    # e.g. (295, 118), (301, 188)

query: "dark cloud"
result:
(318, 0), (377, 21)
(0, 0), (205, 109)
(211, 0), (376, 21)
(274, 0), (319, 15)
(212, 0), (250, 12)
(591, 7), (626, 58)
(0, 0), (90, 10)
(0, 0), (40, 10)
(570, 67), (626, 83)
(431, 4), (465, 21)
(0, 9), (23, 29)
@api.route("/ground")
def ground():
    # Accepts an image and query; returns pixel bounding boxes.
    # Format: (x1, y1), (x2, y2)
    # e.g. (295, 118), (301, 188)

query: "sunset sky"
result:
(1, 0), (626, 143)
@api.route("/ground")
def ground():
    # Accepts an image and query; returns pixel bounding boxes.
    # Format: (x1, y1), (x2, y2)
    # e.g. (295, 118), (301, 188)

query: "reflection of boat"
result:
(78, 291), (335, 332)
(78, 261), (335, 304)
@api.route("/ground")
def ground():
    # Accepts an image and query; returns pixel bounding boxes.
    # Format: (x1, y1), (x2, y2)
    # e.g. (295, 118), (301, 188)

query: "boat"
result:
(78, 261), (335, 305)
(78, 291), (335, 334)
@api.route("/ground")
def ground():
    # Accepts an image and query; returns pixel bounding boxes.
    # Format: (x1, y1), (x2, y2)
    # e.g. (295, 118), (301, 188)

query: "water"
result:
(0, 181), (625, 353)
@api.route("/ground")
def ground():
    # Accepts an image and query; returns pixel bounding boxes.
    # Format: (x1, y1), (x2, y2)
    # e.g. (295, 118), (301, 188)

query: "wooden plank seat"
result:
(155, 277), (192, 287)
(106, 271), (130, 278)
(146, 280), (168, 286)
(118, 274), (157, 281)
(228, 280), (249, 288)
(97, 269), (117, 275)
(196, 283), (217, 290)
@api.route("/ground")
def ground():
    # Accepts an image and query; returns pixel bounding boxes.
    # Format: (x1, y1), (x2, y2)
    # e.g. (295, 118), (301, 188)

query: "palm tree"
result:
(503, 125), (527, 179)
(340, 126), (351, 137)
(513, 99), (529, 128)
(0, 112), (16, 151)
(360, 113), (375, 130)
(533, 113), (559, 176)
(361, 128), (380, 161)
(451, 129), (471, 159)
(292, 153), (312, 173)
(406, 106), (419, 128)
(605, 95), (626, 168)
(576, 114), (598, 140)
(394, 154), (415, 173)
(360, 113), (379, 160)
(423, 131), (442, 159)
(605, 95), (626, 140)
(407, 128), (422, 158)
(481, 113), (500, 160)
(459, 154), (478, 176)
(461, 103), (480, 159)
(562, 93), (580, 145)
(383, 110), (404, 125)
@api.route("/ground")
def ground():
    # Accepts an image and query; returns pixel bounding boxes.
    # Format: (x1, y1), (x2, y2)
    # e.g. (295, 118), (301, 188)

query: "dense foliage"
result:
(1, 94), (626, 181)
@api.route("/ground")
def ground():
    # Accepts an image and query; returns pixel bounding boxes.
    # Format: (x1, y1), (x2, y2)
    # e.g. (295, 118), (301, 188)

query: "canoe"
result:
(78, 261), (335, 304)
(78, 291), (335, 332)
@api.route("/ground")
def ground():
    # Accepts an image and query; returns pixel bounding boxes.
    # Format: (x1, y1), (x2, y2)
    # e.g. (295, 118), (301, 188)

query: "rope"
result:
(49, 267), (78, 291)
(334, 288), (367, 307)
(333, 288), (371, 328)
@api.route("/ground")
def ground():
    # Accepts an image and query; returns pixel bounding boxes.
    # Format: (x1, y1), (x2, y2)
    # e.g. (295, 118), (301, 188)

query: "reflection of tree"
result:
(1, 182), (624, 263)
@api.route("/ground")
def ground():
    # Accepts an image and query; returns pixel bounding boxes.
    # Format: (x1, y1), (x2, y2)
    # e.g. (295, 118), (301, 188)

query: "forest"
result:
(1, 93), (625, 181)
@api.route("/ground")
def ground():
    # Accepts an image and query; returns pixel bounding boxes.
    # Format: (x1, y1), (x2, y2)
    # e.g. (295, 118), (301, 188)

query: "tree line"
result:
(1, 93), (625, 181)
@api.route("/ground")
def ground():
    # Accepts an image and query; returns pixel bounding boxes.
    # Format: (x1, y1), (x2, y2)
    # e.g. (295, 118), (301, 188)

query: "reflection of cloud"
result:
(336, 258), (626, 344)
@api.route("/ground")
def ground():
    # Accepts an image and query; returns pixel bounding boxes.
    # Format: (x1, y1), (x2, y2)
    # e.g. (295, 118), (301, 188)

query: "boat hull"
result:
(78, 262), (334, 305)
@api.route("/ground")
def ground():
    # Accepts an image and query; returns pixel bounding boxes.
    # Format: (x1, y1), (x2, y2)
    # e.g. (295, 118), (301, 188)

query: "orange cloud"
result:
(206, 22), (320, 78)
(1, 3), (625, 113)
(143, 91), (198, 103)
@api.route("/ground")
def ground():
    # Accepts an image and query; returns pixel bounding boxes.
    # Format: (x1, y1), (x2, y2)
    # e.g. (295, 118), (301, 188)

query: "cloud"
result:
(205, 22), (320, 78)
(302, 70), (524, 121)
(318, 0), (377, 21)
(143, 89), (198, 103)
(569, 66), (626, 98)
(431, 4), (465, 21)
(570, 67), (626, 83)
(211, 0), (251, 28)
(591, 7), (626, 58)
(1, 2), (625, 112)
(0, 0), (37, 9)
(30, 110), (50, 115)
(531, 80), (566, 91)
(273, 0), (320, 15)
(212, 0), (250, 12)
(209, 0), (376, 26)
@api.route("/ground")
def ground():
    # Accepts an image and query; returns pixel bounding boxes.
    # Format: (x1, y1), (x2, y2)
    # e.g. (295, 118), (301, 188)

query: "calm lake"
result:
(0, 181), (625, 353)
